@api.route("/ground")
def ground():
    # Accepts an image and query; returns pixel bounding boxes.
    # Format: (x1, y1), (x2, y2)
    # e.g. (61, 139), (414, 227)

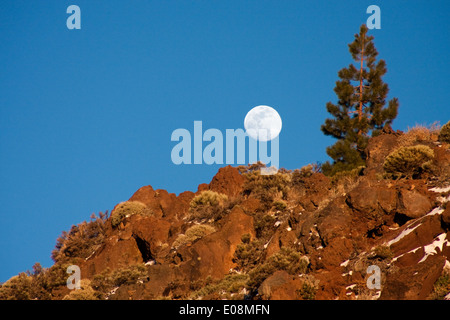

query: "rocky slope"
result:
(1, 128), (450, 300)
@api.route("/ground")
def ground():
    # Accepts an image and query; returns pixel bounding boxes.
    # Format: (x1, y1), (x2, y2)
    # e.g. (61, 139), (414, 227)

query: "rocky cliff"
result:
(1, 128), (450, 300)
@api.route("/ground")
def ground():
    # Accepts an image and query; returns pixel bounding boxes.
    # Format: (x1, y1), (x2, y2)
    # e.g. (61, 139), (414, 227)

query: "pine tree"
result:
(321, 24), (399, 176)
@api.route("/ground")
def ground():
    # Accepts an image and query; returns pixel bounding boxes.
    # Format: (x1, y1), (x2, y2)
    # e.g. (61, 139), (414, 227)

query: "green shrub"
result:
(272, 200), (287, 211)
(383, 145), (434, 179)
(189, 190), (228, 221)
(428, 271), (450, 300)
(439, 121), (450, 143)
(297, 275), (319, 300)
(247, 247), (309, 290)
(253, 212), (276, 240)
(189, 274), (250, 300)
(172, 224), (216, 249)
(111, 201), (150, 228)
(91, 264), (148, 298)
(233, 234), (264, 270)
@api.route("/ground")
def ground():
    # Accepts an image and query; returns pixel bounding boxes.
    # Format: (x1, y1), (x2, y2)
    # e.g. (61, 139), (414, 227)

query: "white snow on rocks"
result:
(418, 233), (449, 263)
(429, 186), (450, 193)
(385, 223), (422, 247)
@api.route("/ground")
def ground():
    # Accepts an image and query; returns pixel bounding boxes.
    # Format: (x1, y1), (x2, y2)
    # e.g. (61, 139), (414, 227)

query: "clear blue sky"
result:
(1, 1), (449, 282)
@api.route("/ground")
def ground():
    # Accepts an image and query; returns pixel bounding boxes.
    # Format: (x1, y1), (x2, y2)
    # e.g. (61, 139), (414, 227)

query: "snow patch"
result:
(425, 207), (445, 217)
(391, 247), (421, 263)
(386, 223), (421, 247)
(418, 233), (449, 263)
(373, 291), (381, 300)
(444, 260), (450, 272)
(340, 260), (350, 267)
(429, 186), (450, 193)
(145, 260), (156, 266)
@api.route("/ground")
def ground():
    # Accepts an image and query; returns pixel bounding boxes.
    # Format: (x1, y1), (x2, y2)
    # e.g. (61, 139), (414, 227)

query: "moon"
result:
(244, 105), (282, 141)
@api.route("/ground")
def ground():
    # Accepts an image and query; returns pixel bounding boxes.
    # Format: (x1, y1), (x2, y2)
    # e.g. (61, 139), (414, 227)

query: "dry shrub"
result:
(52, 212), (108, 263)
(91, 264), (148, 298)
(242, 170), (290, 207)
(247, 247), (309, 290)
(189, 190), (228, 221)
(428, 271), (450, 300)
(398, 122), (440, 147)
(110, 201), (151, 228)
(0, 263), (78, 300)
(189, 273), (250, 300)
(63, 279), (98, 300)
(172, 224), (216, 249)
(0, 273), (33, 300)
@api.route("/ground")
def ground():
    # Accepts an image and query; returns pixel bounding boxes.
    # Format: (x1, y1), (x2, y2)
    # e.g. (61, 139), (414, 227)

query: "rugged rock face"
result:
(2, 131), (450, 301)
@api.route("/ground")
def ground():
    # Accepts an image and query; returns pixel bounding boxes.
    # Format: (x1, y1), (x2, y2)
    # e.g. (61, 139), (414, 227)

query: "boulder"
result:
(177, 206), (254, 281)
(208, 165), (245, 198)
(346, 182), (398, 217)
(380, 255), (446, 300)
(398, 189), (433, 219)
(442, 206), (450, 226)
(259, 271), (302, 300)
(81, 235), (143, 279)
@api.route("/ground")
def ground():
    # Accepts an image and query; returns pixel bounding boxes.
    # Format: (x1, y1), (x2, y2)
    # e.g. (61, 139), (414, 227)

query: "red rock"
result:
(208, 165), (244, 198)
(177, 206), (254, 281)
(380, 255), (446, 300)
(398, 189), (433, 219)
(442, 206), (450, 225)
(259, 271), (302, 300)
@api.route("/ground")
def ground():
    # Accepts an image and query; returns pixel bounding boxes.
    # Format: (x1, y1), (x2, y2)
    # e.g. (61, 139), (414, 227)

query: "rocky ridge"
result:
(1, 129), (450, 300)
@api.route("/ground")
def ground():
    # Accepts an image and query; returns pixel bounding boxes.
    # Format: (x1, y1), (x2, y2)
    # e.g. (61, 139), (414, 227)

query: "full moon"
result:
(244, 105), (282, 141)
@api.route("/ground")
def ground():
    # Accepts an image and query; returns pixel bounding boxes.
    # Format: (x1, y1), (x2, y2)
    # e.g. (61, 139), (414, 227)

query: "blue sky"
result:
(0, 1), (449, 282)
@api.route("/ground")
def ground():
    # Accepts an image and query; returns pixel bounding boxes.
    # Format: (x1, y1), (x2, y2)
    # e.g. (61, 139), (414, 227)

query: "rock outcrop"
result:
(2, 131), (450, 301)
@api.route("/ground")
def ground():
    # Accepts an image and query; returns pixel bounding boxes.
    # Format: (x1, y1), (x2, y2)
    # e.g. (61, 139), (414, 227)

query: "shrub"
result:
(242, 170), (290, 206)
(0, 273), (32, 300)
(91, 264), (148, 298)
(439, 121), (450, 143)
(0, 262), (74, 300)
(253, 212), (276, 240)
(52, 212), (108, 262)
(111, 201), (150, 228)
(383, 145), (434, 179)
(172, 224), (216, 249)
(398, 123), (440, 147)
(428, 271), (450, 300)
(189, 274), (250, 300)
(297, 275), (319, 300)
(247, 247), (309, 290)
(63, 279), (98, 300)
(236, 161), (267, 174)
(233, 234), (264, 270)
(272, 200), (287, 211)
(373, 245), (394, 260)
(189, 190), (228, 221)
(291, 163), (322, 187)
